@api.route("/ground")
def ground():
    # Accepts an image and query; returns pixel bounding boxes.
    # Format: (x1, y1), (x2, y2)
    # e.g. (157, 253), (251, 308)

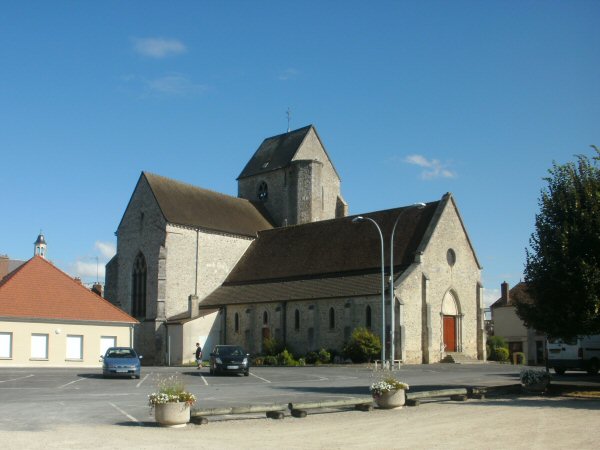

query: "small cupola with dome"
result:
(34, 232), (47, 258)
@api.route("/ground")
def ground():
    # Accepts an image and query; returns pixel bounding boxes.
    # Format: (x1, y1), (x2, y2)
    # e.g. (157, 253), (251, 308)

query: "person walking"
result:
(195, 342), (202, 369)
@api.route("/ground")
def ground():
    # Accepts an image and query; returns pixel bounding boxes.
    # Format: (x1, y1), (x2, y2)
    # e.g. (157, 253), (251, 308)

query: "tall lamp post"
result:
(352, 216), (386, 367)
(389, 203), (426, 366)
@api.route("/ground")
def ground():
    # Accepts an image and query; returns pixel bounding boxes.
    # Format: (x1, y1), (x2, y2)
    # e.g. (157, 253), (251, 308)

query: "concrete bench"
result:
(288, 396), (374, 418)
(191, 403), (288, 423)
(373, 359), (402, 370)
(405, 388), (475, 406)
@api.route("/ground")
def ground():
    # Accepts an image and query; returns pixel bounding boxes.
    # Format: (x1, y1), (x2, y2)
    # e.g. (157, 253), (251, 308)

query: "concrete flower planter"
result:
(522, 380), (549, 394)
(154, 402), (191, 428)
(373, 389), (406, 409)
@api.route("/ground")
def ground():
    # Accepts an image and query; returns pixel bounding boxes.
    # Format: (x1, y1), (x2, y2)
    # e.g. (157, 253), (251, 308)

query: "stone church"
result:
(105, 125), (485, 365)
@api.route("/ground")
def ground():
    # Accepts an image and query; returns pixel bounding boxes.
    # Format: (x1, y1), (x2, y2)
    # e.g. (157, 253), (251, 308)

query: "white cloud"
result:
(483, 287), (500, 308)
(71, 241), (115, 282)
(133, 37), (187, 58)
(74, 261), (105, 280)
(404, 154), (457, 180)
(278, 68), (299, 80)
(95, 241), (116, 260)
(145, 74), (207, 97)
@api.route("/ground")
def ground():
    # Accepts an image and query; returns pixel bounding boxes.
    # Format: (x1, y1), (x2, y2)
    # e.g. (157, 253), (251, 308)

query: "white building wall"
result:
(0, 320), (133, 368)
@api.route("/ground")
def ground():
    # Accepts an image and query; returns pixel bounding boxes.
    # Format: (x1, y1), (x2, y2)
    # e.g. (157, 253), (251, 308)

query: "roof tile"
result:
(0, 256), (138, 323)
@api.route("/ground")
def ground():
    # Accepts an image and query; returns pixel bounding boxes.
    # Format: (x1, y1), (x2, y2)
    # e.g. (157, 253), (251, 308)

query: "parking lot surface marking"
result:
(109, 402), (141, 425)
(200, 375), (208, 385)
(136, 373), (149, 388)
(0, 374), (34, 383)
(249, 372), (271, 383)
(58, 377), (85, 389)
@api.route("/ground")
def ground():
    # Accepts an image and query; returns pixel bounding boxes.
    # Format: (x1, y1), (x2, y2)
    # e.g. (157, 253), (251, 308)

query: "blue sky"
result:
(1, 1), (598, 306)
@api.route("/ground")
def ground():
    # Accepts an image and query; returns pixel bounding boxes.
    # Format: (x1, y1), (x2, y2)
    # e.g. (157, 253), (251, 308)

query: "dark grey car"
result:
(209, 345), (250, 376)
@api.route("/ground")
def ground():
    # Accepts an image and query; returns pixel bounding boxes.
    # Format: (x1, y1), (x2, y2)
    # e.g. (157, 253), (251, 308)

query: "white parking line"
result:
(58, 377), (85, 389)
(200, 375), (208, 386)
(249, 372), (271, 383)
(136, 373), (150, 388)
(109, 402), (141, 425)
(0, 374), (34, 383)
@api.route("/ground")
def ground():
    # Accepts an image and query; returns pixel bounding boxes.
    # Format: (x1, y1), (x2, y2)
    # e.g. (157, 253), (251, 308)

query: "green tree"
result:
(516, 146), (600, 338)
(343, 327), (381, 363)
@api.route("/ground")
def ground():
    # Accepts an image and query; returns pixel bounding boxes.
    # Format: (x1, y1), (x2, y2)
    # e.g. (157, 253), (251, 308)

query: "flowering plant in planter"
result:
(519, 368), (551, 386)
(369, 377), (409, 398)
(148, 374), (196, 411)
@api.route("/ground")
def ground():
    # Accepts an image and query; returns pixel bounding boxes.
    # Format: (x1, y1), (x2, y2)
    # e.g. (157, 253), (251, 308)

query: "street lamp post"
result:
(352, 216), (386, 367)
(389, 203), (426, 367)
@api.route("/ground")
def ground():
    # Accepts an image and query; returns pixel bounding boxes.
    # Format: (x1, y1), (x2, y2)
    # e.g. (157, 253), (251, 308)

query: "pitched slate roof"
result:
(237, 125), (313, 180)
(237, 124), (341, 181)
(199, 200), (442, 308)
(140, 172), (274, 237)
(0, 256), (138, 323)
(491, 282), (533, 308)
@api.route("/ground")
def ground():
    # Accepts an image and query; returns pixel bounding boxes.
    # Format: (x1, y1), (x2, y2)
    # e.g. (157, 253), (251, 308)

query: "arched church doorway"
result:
(442, 291), (460, 352)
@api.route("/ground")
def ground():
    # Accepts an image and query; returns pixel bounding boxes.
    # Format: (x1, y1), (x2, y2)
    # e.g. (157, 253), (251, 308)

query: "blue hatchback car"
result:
(101, 347), (142, 379)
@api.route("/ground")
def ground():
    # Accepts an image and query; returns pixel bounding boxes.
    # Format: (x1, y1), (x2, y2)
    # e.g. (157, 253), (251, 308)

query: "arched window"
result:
(329, 307), (335, 329)
(234, 313), (240, 333)
(258, 181), (268, 201)
(263, 311), (269, 325)
(294, 309), (300, 331)
(131, 252), (147, 318)
(366, 305), (372, 329)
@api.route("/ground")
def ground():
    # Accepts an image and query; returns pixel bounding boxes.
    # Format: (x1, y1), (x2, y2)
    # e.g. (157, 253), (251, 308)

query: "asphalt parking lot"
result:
(0, 363), (535, 431)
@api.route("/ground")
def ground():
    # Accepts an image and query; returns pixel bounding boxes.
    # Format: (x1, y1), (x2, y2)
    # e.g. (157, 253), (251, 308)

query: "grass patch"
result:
(550, 384), (600, 399)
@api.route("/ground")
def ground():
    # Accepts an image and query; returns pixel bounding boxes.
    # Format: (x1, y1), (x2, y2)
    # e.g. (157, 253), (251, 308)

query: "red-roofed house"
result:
(0, 256), (138, 367)
(490, 281), (546, 365)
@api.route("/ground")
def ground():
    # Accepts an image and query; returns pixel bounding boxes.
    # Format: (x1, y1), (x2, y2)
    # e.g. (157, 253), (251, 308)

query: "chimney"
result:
(0, 255), (8, 280)
(501, 281), (510, 305)
(74, 277), (82, 284)
(189, 295), (200, 319)
(92, 283), (103, 297)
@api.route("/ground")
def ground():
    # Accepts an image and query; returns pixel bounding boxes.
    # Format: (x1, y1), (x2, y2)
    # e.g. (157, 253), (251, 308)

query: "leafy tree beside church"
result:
(517, 146), (600, 338)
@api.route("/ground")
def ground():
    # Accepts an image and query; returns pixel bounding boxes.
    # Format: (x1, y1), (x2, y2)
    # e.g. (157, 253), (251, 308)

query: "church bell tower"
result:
(34, 232), (47, 259)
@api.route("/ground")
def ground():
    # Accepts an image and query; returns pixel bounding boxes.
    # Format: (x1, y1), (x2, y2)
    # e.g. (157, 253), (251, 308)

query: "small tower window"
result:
(366, 305), (372, 329)
(258, 181), (268, 201)
(263, 311), (269, 325)
(131, 252), (147, 318)
(447, 248), (456, 266)
(294, 309), (300, 331)
(234, 313), (240, 333)
(329, 307), (335, 329)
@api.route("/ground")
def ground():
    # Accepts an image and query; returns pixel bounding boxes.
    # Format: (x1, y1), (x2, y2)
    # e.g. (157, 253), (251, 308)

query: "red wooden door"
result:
(443, 315), (456, 352)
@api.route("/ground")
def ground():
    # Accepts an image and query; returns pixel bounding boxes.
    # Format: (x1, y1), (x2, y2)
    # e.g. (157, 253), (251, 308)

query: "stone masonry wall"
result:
(398, 199), (482, 363)
(112, 176), (166, 320)
(164, 225), (254, 319)
(224, 296), (381, 356)
(293, 128), (344, 221)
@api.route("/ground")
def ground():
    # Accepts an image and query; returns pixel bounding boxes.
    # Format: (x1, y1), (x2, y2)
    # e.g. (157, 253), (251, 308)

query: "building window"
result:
(258, 181), (268, 201)
(447, 248), (456, 266)
(66, 335), (83, 360)
(131, 252), (147, 318)
(234, 313), (240, 333)
(294, 309), (300, 331)
(31, 334), (48, 360)
(100, 336), (116, 356)
(263, 311), (269, 325)
(366, 305), (372, 329)
(0, 332), (12, 359)
(329, 307), (335, 329)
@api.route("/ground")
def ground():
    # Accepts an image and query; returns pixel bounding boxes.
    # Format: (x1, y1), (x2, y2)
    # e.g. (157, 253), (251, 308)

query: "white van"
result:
(546, 335), (600, 375)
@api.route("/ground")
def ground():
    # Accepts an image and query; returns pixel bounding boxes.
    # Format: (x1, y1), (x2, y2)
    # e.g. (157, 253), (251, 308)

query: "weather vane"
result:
(286, 107), (291, 132)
